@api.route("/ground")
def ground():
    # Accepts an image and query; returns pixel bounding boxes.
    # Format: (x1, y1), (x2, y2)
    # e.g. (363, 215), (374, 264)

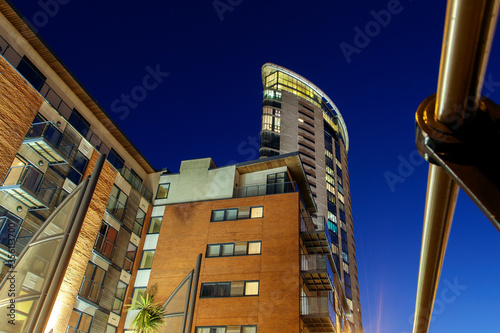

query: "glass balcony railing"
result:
(301, 216), (333, 253)
(1, 165), (58, 208)
(234, 181), (297, 198)
(79, 276), (104, 305)
(93, 233), (116, 260)
(24, 121), (76, 163)
(301, 295), (336, 331)
(117, 167), (153, 203)
(106, 195), (126, 221)
(301, 254), (335, 291)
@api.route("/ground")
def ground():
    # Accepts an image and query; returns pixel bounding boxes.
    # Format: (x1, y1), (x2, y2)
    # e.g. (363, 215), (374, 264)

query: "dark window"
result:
(133, 208), (146, 236)
(107, 149), (125, 171)
(123, 242), (137, 273)
(67, 151), (89, 185)
(68, 109), (90, 138)
(106, 185), (128, 221)
(67, 309), (93, 333)
(200, 281), (258, 298)
(0, 207), (24, 256)
(335, 141), (341, 161)
(94, 222), (118, 260)
(79, 262), (105, 304)
(16, 56), (46, 91)
(266, 172), (290, 194)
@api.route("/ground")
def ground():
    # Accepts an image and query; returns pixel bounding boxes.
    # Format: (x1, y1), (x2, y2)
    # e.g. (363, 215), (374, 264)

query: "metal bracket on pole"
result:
(416, 94), (500, 230)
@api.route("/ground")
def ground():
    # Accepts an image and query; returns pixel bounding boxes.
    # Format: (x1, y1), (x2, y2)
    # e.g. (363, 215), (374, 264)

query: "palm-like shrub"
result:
(129, 286), (166, 333)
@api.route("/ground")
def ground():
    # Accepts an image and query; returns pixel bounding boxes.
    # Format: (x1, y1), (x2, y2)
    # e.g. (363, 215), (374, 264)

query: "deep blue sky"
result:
(9, 0), (500, 332)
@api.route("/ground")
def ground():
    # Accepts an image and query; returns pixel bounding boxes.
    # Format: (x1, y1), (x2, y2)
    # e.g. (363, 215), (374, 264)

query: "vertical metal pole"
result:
(412, 165), (459, 333)
(185, 254), (202, 333)
(180, 271), (193, 333)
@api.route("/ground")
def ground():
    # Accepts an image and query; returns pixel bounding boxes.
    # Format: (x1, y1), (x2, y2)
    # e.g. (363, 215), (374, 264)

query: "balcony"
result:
(301, 295), (336, 333)
(301, 216), (333, 254)
(93, 233), (116, 261)
(1, 165), (58, 209)
(23, 121), (75, 164)
(78, 276), (104, 305)
(301, 254), (335, 292)
(234, 181), (297, 198)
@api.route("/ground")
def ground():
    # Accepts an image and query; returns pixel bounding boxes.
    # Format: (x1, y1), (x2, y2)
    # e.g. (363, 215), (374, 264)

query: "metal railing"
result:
(78, 276), (104, 304)
(2, 165), (58, 207)
(1, 34), (154, 204)
(93, 233), (116, 260)
(300, 295), (336, 325)
(25, 121), (76, 160)
(234, 181), (297, 198)
(301, 254), (335, 288)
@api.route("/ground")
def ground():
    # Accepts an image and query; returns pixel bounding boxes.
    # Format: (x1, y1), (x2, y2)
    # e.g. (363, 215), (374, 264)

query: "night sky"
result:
(8, 0), (500, 332)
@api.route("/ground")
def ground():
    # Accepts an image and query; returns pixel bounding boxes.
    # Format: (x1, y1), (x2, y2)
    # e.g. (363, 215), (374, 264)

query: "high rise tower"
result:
(259, 63), (363, 332)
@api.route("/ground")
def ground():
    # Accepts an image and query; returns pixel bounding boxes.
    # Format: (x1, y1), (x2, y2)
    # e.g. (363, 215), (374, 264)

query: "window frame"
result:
(156, 182), (170, 199)
(138, 250), (155, 270)
(200, 281), (259, 298)
(206, 241), (262, 258)
(148, 216), (163, 234)
(210, 206), (264, 222)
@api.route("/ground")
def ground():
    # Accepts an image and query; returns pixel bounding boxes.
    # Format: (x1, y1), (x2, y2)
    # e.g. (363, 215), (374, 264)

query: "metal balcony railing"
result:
(79, 276), (104, 305)
(93, 233), (116, 260)
(301, 254), (335, 292)
(117, 166), (153, 202)
(234, 181), (297, 198)
(24, 121), (76, 164)
(300, 216), (333, 255)
(1, 165), (58, 208)
(301, 295), (336, 332)
(1, 34), (154, 204)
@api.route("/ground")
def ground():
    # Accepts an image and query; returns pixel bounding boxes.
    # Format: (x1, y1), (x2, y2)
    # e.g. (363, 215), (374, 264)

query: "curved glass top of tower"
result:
(261, 63), (349, 153)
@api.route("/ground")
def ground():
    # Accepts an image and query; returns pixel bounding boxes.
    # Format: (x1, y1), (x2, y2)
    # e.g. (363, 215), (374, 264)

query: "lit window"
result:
(148, 216), (162, 233)
(244, 281), (259, 296)
(139, 251), (155, 269)
(250, 207), (263, 218)
(211, 206), (263, 222)
(206, 241), (261, 257)
(156, 183), (170, 199)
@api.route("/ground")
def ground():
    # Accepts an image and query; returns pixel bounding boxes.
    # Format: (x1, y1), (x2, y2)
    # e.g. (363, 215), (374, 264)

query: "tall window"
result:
(106, 185), (128, 221)
(139, 250), (155, 269)
(133, 208), (146, 236)
(266, 172), (289, 194)
(112, 281), (128, 314)
(79, 262), (105, 304)
(262, 106), (281, 133)
(94, 222), (118, 260)
(67, 309), (92, 333)
(67, 151), (89, 185)
(16, 56), (46, 91)
(0, 206), (24, 250)
(68, 109), (90, 138)
(123, 242), (137, 273)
